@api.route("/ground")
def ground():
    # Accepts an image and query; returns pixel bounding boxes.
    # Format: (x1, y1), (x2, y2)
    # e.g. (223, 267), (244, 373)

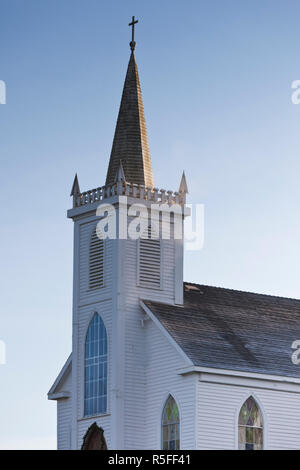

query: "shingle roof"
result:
(143, 283), (300, 378)
(105, 51), (154, 187)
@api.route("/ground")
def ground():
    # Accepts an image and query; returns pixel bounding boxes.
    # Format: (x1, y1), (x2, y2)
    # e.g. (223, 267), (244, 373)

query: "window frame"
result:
(236, 395), (265, 450)
(83, 313), (108, 418)
(161, 394), (180, 450)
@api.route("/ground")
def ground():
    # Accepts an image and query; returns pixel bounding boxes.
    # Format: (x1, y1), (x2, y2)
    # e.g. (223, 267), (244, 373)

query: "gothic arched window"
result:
(84, 314), (107, 416)
(89, 229), (104, 289)
(238, 396), (263, 450)
(161, 395), (180, 450)
(138, 225), (161, 288)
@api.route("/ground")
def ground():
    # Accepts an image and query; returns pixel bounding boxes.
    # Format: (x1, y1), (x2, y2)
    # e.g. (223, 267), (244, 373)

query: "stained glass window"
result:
(162, 395), (180, 450)
(84, 314), (107, 416)
(238, 396), (263, 450)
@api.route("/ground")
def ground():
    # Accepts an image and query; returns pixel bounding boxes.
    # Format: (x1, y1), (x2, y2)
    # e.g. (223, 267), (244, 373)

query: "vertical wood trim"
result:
(71, 221), (80, 449)
(117, 235), (126, 448)
(110, 205), (125, 448)
(194, 375), (199, 449)
(174, 237), (183, 305)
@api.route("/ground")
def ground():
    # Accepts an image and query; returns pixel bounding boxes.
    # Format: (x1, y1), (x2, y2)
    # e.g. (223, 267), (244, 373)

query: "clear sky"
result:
(1, 0), (300, 449)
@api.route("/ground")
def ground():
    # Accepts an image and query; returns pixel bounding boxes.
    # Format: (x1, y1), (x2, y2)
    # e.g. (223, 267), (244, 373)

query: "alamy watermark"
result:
(0, 340), (6, 365)
(291, 340), (300, 365)
(0, 80), (6, 104)
(94, 196), (204, 251)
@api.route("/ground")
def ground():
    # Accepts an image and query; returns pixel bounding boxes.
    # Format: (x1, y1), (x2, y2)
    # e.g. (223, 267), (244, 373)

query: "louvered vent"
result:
(89, 229), (104, 289)
(139, 226), (161, 288)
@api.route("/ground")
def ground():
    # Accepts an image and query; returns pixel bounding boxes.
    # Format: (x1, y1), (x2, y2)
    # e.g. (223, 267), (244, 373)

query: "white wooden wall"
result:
(75, 300), (113, 447)
(64, 206), (186, 449)
(56, 202), (300, 451)
(118, 212), (186, 449)
(74, 218), (114, 448)
(56, 371), (72, 450)
(197, 377), (300, 450)
(121, 235), (177, 449)
(77, 414), (112, 449)
(143, 319), (197, 449)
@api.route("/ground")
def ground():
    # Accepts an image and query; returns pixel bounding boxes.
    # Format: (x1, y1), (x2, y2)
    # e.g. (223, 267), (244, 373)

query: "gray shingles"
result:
(105, 51), (154, 187)
(144, 283), (300, 378)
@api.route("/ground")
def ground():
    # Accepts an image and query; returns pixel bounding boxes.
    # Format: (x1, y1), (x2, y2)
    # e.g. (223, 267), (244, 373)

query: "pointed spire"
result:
(179, 171), (188, 194)
(105, 47), (154, 188)
(71, 173), (81, 208)
(70, 173), (80, 196)
(114, 160), (126, 182)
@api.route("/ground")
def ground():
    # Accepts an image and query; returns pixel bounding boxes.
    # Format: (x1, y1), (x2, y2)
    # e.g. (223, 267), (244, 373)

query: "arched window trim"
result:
(161, 394), (180, 450)
(89, 226), (105, 290)
(236, 394), (265, 450)
(84, 313), (108, 417)
(83, 311), (108, 351)
(137, 224), (162, 290)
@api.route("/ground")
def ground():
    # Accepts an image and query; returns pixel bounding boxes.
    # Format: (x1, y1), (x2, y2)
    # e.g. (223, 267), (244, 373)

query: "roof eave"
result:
(48, 391), (71, 401)
(48, 353), (72, 399)
(178, 365), (300, 383)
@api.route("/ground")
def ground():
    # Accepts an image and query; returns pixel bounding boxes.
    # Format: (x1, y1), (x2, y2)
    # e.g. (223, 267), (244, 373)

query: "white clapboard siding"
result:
(57, 399), (72, 450)
(197, 381), (300, 450)
(75, 218), (114, 449)
(60, 206), (184, 449)
(56, 371), (72, 450)
(120, 235), (177, 449)
(57, 194), (300, 451)
(142, 319), (197, 450)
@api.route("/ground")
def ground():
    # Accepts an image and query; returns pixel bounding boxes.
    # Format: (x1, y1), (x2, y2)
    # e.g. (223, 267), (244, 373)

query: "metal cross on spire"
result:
(129, 16), (138, 51)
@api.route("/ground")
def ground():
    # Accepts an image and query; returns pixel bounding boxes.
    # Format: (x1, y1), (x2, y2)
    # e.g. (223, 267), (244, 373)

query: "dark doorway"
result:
(81, 422), (107, 450)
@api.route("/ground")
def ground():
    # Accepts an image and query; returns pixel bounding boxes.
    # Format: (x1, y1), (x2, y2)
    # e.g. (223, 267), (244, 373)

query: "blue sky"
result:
(1, 0), (300, 449)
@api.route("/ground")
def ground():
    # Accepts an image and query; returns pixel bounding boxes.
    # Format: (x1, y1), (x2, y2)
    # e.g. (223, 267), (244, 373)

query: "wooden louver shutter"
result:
(89, 230), (104, 289)
(139, 226), (161, 288)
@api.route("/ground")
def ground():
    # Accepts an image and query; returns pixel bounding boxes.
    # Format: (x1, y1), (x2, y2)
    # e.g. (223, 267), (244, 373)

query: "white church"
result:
(48, 20), (300, 450)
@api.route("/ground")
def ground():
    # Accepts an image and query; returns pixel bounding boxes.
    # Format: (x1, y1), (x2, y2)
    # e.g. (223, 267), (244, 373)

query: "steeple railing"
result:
(72, 182), (186, 208)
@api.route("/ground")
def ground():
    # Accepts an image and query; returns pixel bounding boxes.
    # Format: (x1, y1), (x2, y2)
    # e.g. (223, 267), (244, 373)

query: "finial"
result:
(70, 173), (80, 196)
(114, 160), (126, 182)
(179, 171), (188, 194)
(129, 16), (138, 51)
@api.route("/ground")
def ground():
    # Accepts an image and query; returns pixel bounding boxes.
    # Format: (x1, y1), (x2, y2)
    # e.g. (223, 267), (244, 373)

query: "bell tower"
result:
(66, 18), (188, 449)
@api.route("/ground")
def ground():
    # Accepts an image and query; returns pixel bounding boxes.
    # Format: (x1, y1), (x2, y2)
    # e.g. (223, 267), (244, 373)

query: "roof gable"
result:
(48, 353), (72, 400)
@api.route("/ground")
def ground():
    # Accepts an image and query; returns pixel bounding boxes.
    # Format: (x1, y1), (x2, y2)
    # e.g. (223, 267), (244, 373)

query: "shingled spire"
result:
(105, 18), (154, 188)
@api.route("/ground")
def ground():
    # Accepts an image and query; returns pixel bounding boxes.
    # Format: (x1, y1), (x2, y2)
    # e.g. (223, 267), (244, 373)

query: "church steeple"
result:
(105, 17), (154, 188)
